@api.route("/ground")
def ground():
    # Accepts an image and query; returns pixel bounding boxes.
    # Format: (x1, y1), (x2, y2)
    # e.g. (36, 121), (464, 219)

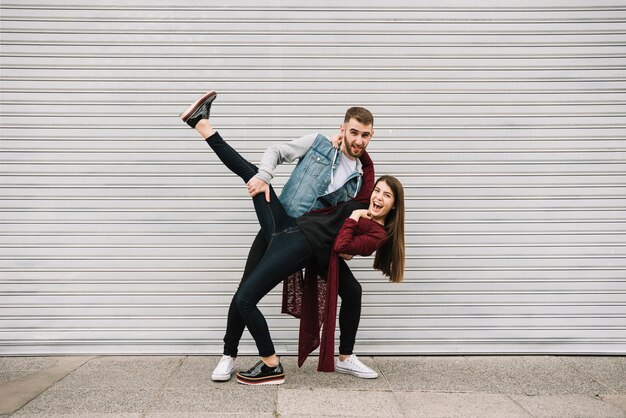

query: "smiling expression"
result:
(369, 180), (395, 224)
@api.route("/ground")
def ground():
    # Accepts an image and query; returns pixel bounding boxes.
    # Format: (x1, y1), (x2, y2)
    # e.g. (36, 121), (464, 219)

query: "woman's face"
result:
(369, 180), (395, 222)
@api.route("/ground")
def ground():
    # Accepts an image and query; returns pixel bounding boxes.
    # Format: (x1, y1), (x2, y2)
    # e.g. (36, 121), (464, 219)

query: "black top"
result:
(297, 200), (368, 274)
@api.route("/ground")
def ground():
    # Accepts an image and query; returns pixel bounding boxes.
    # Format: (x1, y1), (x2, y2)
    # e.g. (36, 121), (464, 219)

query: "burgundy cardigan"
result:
(282, 151), (388, 371)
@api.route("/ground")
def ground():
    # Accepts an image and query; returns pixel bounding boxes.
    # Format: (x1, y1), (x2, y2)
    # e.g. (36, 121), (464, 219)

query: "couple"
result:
(180, 91), (405, 385)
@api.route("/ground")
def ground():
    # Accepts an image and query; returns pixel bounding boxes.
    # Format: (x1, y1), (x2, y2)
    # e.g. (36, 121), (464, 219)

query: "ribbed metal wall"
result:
(1, 0), (625, 355)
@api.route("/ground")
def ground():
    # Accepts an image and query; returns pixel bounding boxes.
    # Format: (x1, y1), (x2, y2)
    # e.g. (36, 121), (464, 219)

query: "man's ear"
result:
(339, 123), (345, 134)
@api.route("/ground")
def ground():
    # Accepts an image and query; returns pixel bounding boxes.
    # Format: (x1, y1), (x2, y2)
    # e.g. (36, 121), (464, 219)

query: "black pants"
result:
(207, 132), (362, 357)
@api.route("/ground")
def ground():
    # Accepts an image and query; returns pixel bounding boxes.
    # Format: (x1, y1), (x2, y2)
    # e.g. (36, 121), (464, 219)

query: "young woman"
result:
(180, 92), (405, 385)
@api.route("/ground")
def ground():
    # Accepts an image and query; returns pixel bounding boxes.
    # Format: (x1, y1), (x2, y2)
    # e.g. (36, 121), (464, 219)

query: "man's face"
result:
(340, 118), (374, 160)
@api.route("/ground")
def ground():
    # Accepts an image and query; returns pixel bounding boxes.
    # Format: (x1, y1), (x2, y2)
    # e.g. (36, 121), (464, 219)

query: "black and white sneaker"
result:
(179, 91), (217, 128)
(236, 360), (285, 385)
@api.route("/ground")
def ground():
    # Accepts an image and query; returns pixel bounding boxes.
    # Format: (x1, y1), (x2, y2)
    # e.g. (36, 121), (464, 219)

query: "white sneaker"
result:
(211, 355), (236, 381)
(335, 354), (378, 379)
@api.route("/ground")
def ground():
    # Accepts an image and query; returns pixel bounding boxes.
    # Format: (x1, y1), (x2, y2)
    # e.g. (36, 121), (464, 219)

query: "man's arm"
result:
(255, 132), (319, 183)
(247, 132), (320, 201)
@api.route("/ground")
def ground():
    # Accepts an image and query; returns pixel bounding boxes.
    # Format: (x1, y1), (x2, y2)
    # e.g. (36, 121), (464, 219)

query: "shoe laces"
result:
(220, 354), (233, 363)
(344, 355), (373, 372)
(216, 355), (234, 368)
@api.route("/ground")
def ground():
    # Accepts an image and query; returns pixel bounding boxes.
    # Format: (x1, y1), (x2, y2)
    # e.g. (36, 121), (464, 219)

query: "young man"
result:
(179, 91), (377, 382)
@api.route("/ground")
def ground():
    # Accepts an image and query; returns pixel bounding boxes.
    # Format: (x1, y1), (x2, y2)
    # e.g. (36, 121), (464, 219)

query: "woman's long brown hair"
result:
(373, 176), (405, 282)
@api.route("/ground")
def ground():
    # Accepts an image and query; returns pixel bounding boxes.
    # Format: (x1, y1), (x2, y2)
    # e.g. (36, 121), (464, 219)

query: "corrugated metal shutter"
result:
(1, 0), (625, 355)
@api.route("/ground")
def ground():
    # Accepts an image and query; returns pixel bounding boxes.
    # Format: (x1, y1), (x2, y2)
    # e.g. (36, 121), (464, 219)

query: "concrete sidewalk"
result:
(0, 355), (624, 417)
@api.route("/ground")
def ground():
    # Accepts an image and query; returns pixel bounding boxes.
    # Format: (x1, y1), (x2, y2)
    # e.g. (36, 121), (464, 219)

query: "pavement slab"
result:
(601, 394), (626, 414)
(53, 356), (184, 389)
(0, 356), (91, 415)
(560, 356), (626, 393)
(9, 387), (159, 416)
(510, 394), (626, 418)
(146, 386), (277, 416)
(467, 356), (611, 396)
(277, 388), (404, 417)
(393, 392), (532, 418)
(374, 356), (501, 392)
(9, 415), (141, 418)
(0, 358), (57, 385)
(147, 414), (275, 418)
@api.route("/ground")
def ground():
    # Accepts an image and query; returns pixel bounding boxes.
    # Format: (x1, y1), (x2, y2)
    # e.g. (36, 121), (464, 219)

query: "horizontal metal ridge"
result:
(3, 314), (624, 319)
(3, 5), (626, 12)
(3, 30), (626, 36)
(0, 53), (626, 58)
(2, 289), (625, 295)
(1, 267), (625, 272)
(4, 101), (626, 108)
(4, 87), (625, 94)
(3, 302), (624, 308)
(2, 184), (625, 188)
(5, 76), (626, 82)
(2, 219), (626, 224)
(0, 29), (626, 36)
(3, 243), (625, 248)
(0, 148), (626, 153)
(1, 326), (624, 332)
(2, 172), (625, 177)
(2, 254), (624, 260)
(1, 208), (624, 213)
(2, 41), (626, 49)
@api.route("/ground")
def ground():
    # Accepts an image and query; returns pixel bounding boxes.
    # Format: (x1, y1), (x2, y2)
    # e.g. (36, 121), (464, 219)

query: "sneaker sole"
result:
(211, 372), (233, 381)
(179, 91), (217, 122)
(335, 366), (378, 379)
(236, 374), (285, 385)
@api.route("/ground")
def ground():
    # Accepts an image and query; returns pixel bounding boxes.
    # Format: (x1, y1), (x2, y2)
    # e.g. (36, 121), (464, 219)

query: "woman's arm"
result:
(333, 217), (387, 257)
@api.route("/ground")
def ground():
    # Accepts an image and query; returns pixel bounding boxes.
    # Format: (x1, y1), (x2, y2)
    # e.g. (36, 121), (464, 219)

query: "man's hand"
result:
(339, 253), (354, 261)
(246, 177), (271, 202)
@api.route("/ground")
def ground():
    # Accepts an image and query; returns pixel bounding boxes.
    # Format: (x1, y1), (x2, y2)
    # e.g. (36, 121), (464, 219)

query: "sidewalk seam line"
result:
(463, 355), (537, 418)
(372, 356), (406, 417)
(141, 355), (186, 418)
(8, 355), (95, 417)
(556, 356), (618, 396)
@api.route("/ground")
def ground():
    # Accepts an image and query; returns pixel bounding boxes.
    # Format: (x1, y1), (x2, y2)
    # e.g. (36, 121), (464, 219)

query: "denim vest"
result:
(279, 134), (362, 218)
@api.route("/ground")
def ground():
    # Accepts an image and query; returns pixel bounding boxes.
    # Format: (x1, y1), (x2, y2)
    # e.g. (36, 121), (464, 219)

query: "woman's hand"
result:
(331, 133), (342, 149)
(350, 209), (371, 222)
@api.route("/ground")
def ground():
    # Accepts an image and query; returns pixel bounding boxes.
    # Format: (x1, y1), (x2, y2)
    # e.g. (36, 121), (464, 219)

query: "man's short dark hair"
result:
(344, 107), (374, 127)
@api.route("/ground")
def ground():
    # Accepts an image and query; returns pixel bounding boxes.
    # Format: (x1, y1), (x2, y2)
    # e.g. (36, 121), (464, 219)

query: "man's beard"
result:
(342, 134), (364, 158)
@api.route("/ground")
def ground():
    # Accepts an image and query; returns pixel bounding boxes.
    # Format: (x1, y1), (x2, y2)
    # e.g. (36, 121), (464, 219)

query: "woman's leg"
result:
(337, 259), (363, 357)
(199, 122), (294, 240)
(222, 230), (268, 357)
(335, 262), (378, 379)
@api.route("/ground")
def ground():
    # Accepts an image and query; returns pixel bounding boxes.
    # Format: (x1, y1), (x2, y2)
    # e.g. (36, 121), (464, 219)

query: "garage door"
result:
(1, 0), (625, 355)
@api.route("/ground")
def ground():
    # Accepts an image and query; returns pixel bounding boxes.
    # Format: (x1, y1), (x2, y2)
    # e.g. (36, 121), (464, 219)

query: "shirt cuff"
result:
(254, 169), (272, 184)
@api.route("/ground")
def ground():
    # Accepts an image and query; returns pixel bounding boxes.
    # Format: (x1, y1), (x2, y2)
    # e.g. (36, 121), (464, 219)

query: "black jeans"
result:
(207, 132), (362, 357)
